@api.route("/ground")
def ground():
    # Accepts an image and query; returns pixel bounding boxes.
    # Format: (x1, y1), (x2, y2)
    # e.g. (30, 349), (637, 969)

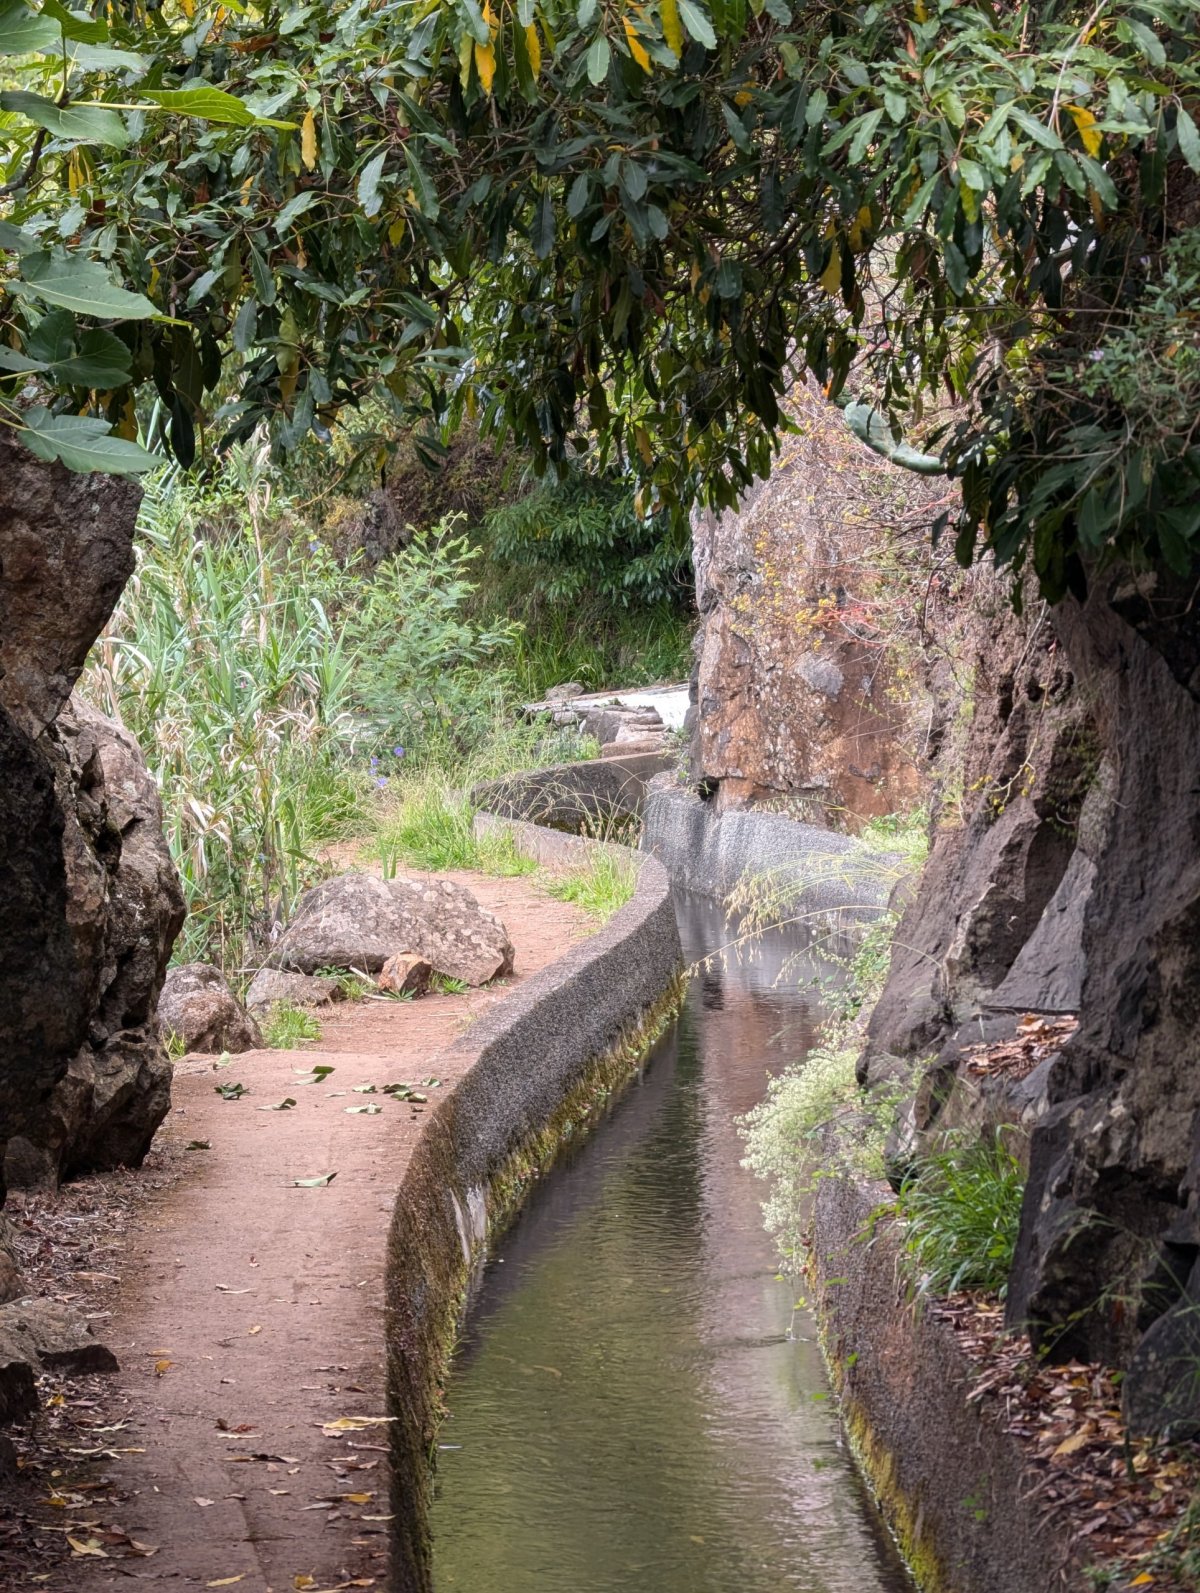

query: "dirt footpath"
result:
(9, 874), (589, 1593)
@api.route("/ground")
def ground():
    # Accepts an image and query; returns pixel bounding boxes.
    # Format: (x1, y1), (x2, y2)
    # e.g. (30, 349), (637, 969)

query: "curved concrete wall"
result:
(384, 851), (683, 1593)
(641, 776), (900, 923)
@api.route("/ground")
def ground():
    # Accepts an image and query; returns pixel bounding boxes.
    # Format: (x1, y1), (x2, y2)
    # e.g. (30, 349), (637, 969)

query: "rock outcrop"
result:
(159, 963), (262, 1054)
(0, 435), (184, 1190)
(860, 564), (1200, 1438)
(688, 382), (947, 821)
(268, 872), (514, 986)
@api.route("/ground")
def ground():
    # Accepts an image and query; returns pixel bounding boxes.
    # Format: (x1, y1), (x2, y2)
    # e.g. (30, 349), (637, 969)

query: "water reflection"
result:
(430, 893), (911, 1593)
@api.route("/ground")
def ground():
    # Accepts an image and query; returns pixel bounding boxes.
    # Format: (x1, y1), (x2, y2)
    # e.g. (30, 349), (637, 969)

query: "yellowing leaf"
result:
(1067, 104), (1102, 158)
(388, 214), (406, 246)
(820, 244), (842, 295)
(475, 40), (496, 94)
(525, 22), (541, 77)
(458, 30), (473, 90)
(1051, 1428), (1095, 1460)
(206, 1580), (247, 1589)
(154, 1358), (172, 1376)
(623, 17), (652, 73)
(179, 0), (195, 15)
(68, 1539), (108, 1558)
(293, 1578), (316, 1592)
(1130, 1576), (1154, 1587)
(661, 0), (683, 58)
(482, 0), (499, 37)
(634, 425), (654, 467)
(300, 109), (317, 172)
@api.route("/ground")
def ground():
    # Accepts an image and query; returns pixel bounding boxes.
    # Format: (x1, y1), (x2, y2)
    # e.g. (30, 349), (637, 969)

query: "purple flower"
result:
(370, 755), (379, 768)
(392, 745), (405, 758)
(376, 776), (389, 788)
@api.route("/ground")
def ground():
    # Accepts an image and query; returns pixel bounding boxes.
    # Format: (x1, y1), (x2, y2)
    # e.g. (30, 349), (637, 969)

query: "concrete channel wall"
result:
(384, 848), (684, 1593)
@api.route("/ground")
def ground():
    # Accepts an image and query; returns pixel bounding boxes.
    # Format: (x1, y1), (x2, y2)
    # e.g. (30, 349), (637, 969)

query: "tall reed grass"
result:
(82, 449), (526, 972)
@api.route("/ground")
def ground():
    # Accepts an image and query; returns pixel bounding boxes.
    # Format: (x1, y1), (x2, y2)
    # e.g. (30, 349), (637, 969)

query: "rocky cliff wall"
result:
(858, 564), (1200, 1438)
(689, 383), (953, 824)
(0, 436), (184, 1196)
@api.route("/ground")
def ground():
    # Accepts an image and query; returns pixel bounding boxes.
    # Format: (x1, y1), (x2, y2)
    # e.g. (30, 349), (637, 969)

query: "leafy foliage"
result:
(3, 1), (1200, 596)
(891, 1133), (1026, 1300)
(81, 453), (521, 969)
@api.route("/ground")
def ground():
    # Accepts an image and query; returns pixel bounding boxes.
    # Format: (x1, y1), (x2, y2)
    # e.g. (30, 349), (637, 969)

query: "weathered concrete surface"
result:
(812, 1172), (1083, 1593)
(385, 851), (684, 1593)
(641, 775), (902, 924)
(473, 751), (669, 834)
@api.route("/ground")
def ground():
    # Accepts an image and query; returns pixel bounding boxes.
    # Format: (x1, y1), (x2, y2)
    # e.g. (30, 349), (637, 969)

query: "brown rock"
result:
(269, 873), (513, 986)
(689, 379), (941, 820)
(0, 1297), (118, 1376)
(244, 967), (343, 1013)
(378, 953), (433, 997)
(159, 963), (262, 1054)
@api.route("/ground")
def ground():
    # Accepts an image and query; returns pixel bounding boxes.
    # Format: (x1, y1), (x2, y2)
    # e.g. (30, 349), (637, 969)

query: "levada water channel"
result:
(428, 891), (913, 1593)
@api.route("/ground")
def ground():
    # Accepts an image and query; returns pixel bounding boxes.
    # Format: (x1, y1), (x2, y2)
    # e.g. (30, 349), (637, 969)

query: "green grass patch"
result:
(888, 1132), (1025, 1299)
(263, 1002), (322, 1048)
(544, 850), (638, 921)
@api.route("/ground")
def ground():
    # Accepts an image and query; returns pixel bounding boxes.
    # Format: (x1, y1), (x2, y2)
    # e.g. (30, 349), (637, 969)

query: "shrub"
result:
(892, 1132), (1026, 1300)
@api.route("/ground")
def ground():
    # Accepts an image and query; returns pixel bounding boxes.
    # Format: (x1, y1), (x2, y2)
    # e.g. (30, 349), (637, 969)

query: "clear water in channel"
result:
(430, 892), (913, 1593)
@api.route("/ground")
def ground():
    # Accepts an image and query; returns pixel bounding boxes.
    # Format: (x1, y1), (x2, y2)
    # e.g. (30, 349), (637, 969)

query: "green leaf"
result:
(0, 91), (129, 148)
(26, 308), (76, 363)
(0, 221), (37, 253)
(40, 0), (108, 43)
(403, 145), (439, 220)
(844, 403), (945, 475)
(0, 347), (48, 374)
(586, 35), (611, 85)
(16, 251), (158, 319)
(292, 1171), (337, 1187)
(275, 190), (318, 236)
(357, 150), (387, 217)
(566, 172), (590, 218)
(215, 1081), (249, 1100)
(140, 86), (294, 129)
(1177, 108), (1200, 175)
(20, 408), (159, 475)
(53, 328), (133, 387)
(676, 0), (717, 48)
(531, 188), (555, 259)
(0, 8), (60, 53)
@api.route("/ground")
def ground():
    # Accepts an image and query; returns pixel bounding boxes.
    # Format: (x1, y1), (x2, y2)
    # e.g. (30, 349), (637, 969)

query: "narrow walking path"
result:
(52, 873), (590, 1593)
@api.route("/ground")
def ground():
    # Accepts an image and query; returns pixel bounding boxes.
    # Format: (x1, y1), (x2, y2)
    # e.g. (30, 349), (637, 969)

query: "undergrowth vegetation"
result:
(82, 447), (617, 973)
(544, 849), (639, 921)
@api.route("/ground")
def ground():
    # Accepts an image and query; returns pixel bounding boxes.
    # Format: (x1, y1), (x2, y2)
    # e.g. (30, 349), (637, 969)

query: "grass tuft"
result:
(890, 1132), (1025, 1300)
(263, 1003), (322, 1048)
(544, 850), (638, 921)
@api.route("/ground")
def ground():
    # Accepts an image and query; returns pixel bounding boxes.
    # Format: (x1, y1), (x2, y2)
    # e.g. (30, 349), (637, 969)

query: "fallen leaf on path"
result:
(268, 1487), (290, 1495)
(194, 1497), (215, 1508)
(352, 1085), (377, 1094)
(215, 1082), (249, 1100)
(258, 1098), (298, 1112)
(213, 1051), (235, 1069)
(154, 1359), (172, 1376)
(207, 1578), (247, 1588)
(320, 1415), (395, 1435)
(293, 1577), (317, 1590)
(345, 1105), (382, 1115)
(294, 1065), (335, 1084)
(228, 1452), (301, 1464)
(68, 1538), (109, 1557)
(185, 1139), (213, 1150)
(248, 1324), (262, 1336)
(293, 1172), (337, 1187)
(215, 1285), (251, 1293)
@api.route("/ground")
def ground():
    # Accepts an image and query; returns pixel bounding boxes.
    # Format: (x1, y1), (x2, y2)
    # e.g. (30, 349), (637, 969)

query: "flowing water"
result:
(429, 892), (913, 1593)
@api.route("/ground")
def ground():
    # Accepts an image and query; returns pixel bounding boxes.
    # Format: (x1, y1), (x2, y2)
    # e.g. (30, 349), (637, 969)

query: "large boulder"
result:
(269, 872), (514, 986)
(3, 698), (185, 1190)
(159, 963), (262, 1054)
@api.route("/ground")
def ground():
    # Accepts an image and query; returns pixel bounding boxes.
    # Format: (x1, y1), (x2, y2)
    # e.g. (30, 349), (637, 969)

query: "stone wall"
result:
(0, 436), (184, 1195)
(689, 382), (951, 823)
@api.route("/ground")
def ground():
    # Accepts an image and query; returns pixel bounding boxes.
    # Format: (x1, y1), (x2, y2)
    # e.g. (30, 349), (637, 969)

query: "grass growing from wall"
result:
(888, 1132), (1025, 1300)
(544, 850), (639, 921)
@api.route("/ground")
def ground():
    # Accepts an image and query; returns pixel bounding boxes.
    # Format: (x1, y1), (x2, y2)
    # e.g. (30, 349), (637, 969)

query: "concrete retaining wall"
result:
(471, 750), (670, 833)
(812, 1172), (1081, 1593)
(641, 776), (900, 923)
(384, 851), (683, 1593)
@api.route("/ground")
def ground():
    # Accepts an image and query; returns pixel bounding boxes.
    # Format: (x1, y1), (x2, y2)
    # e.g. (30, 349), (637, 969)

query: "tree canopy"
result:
(2, 0), (1199, 597)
